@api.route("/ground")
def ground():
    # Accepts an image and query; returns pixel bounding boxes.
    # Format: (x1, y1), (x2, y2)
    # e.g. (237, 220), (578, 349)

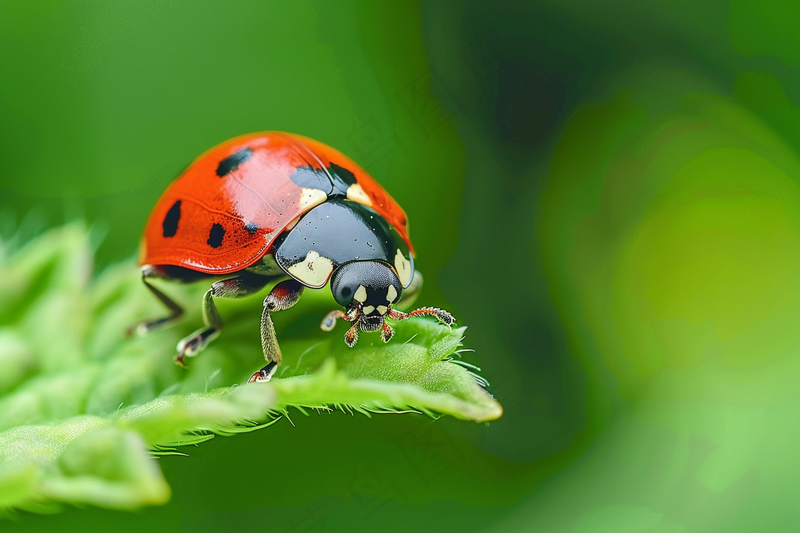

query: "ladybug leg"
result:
(344, 321), (359, 347)
(380, 322), (394, 343)
(125, 272), (185, 337)
(175, 273), (271, 367)
(319, 308), (362, 347)
(248, 279), (305, 383)
(387, 306), (456, 328)
(319, 309), (351, 332)
(386, 269), (456, 326)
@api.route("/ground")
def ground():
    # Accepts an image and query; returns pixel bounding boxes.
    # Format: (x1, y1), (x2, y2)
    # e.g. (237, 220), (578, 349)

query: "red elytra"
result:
(140, 132), (413, 274)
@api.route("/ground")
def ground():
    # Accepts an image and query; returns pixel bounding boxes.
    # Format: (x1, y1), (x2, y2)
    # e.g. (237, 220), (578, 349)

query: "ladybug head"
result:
(330, 261), (402, 331)
(323, 261), (456, 347)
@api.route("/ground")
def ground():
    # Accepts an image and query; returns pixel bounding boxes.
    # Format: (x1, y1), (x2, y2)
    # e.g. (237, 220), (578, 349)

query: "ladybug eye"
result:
(331, 266), (359, 306)
(332, 280), (357, 307)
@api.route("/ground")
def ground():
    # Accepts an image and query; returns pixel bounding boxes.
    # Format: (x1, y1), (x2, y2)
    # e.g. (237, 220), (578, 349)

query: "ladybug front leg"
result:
(126, 273), (185, 337)
(388, 306), (456, 327)
(319, 309), (351, 332)
(319, 308), (361, 346)
(248, 278), (305, 383)
(387, 270), (456, 328)
(175, 273), (271, 367)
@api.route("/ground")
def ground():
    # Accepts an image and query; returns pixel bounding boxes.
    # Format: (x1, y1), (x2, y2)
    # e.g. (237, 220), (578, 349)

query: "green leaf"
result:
(0, 224), (501, 514)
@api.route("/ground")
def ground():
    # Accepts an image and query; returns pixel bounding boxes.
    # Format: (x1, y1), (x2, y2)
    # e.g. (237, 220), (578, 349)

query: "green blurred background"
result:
(1, 0), (798, 531)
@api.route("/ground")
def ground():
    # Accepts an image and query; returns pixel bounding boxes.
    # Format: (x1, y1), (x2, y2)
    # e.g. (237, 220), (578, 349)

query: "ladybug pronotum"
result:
(128, 132), (455, 382)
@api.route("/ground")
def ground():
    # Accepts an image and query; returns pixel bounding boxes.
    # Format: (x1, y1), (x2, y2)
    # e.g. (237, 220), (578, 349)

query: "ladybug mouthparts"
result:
(358, 313), (385, 332)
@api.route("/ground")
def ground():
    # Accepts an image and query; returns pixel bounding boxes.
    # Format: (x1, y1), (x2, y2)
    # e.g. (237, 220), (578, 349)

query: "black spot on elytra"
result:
(329, 162), (357, 185)
(329, 162), (357, 196)
(216, 148), (254, 177)
(207, 223), (226, 248)
(162, 200), (181, 237)
(287, 162), (361, 198)
(244, 223), (258, 235)
(289, 165), (331, 192)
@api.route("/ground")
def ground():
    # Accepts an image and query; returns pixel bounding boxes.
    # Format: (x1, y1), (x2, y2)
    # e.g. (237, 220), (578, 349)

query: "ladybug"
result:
(128, 132), (455, 383)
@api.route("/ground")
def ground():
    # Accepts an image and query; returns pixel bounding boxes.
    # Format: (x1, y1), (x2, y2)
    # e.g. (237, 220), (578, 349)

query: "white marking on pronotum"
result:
(362, 305), (375, 315)
(287, 250), (334, 288)
(354, 285), (368, 303)
(394, 249), (412, 287)
(376, 305), (388, 315)
(346, 183), (372, 206)
(299, 187), (328, 210)
(386, 285), (398, 303)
